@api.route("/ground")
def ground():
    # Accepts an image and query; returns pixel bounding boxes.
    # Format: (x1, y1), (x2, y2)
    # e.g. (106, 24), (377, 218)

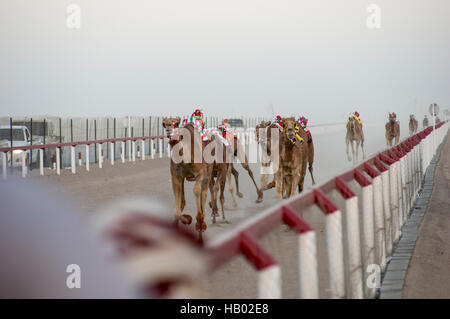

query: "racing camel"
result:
(345, 112), (366, 162)
(274, 117), (308, 200)
(255, 117), (315, 201)
(163, 116), (212, 242)
(409, 114), (418, 136)
(255, 119), (282, 203)
(385, 112), (400, 147)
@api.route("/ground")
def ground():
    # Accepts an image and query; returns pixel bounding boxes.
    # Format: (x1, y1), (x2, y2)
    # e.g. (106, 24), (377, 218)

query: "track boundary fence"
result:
(205, 121), (449, 299)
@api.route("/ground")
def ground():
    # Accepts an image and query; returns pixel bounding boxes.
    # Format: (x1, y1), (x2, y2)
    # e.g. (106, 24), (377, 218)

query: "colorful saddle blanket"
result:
(181, 116), (208, 141)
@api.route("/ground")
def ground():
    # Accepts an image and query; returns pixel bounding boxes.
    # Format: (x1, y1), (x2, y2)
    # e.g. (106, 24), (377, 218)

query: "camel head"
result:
(348, 116), (355, 131)
(282, 117), (297, 143)
(163, 117), (181, 141)
(388, 112), (396, 122)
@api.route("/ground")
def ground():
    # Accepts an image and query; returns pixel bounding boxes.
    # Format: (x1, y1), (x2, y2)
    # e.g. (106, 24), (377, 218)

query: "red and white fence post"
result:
(283, 206), (319, 299)
(141, 140), (145, 160)
(315, 190), (345, 299)
(335, 178), (364, 299)
(150, 138), (154, 159)
(39, 148), (44, 176)
(354, 170), (376, 298)
(21, 151), (27, 178)
(120, 141), (125, 163)
(85, 145), (90, 171)
(132, 140), (136, 162)
(1, 152), (6, 180)
(71, 146), (76, 174)
(239, 233), (281, 299)
(56, 147), (61, 176)
(98, 144), (102, 168)
(110, 142), (115, 165)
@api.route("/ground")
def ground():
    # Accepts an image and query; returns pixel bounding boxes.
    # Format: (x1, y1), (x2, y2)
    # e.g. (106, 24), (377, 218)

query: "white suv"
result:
(0, 125), (39, 167)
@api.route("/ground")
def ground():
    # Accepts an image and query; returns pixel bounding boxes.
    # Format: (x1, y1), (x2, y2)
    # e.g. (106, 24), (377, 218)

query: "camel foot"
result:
(181, 214), (192, 225)
(232, 201), (237, 208)
(196, 220), (207, 232)
(236, 192), (243, 198)
(221, 218), (230, 224)
(256, 195), (262, 203)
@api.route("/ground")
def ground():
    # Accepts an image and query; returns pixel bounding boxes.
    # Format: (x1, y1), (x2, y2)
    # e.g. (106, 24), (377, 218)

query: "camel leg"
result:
(345, 136), (352, 161)
(231, 165), (243, 198)
(219, 171), (228, 223)
(355, 140), (360, 162)
(240, 161), (260, 198)
(308, 144), (315, 185)
(180, 177), (186, 211)
(194, 173), (207, 241)
(308, 164), (315, 185)
(298, 160), (307, 193)
(350, 140), (355, 163)
(265, 177), (276, 190)
(275, 169), (284, 201)
(227, 165), (237, 207)
(172, 175), (192, 226)
(256, 168), (268, 203)
(291, 170), (301, 198)
(208, 176), (219, 223)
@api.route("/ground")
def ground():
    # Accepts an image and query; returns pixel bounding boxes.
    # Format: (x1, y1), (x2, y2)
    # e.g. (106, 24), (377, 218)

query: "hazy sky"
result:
(1, 0), (449, 123)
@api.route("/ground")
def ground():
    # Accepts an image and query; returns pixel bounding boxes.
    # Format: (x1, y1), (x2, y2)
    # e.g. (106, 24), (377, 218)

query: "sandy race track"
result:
(21, 120), (411, 298)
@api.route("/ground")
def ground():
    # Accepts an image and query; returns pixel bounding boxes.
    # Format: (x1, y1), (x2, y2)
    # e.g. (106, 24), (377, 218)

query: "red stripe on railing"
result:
(354, 169), (371, 187)
(379, 153), (395, 165)
(363, 162), (380, 179)
(240, 232), (277, 270)
(335, 177), (355, 199)
(314, 189), (338, 214)
(282, 205), (313, 233)
(373, 157), (388, 172)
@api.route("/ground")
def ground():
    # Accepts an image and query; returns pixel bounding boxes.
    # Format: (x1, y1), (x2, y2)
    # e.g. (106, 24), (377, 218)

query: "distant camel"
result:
(409, 115), (418, 136)
(345, 115), (365, 162)
(385, 113), (400, 147)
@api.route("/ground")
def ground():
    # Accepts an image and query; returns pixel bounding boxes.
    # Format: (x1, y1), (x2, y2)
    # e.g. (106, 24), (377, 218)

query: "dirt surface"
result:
(16, 121), (397, 298)
(402, 133), (450, 299)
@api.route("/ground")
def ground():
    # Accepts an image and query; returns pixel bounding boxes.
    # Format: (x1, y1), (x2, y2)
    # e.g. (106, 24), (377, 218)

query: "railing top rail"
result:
(0, 135), (167, 153)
